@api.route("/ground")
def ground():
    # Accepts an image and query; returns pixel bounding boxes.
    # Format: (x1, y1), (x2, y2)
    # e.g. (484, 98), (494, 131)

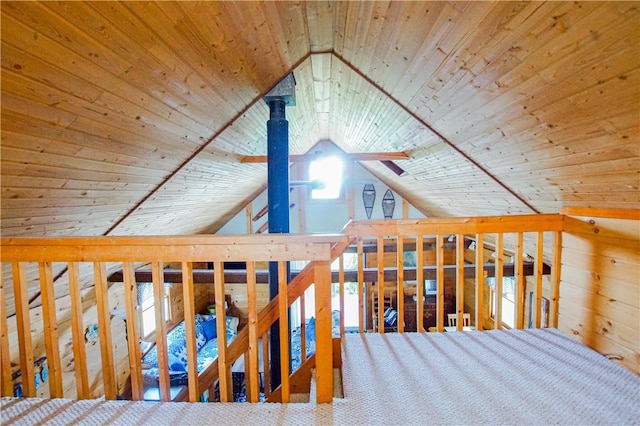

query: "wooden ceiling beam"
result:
(240, 151), (409, 163)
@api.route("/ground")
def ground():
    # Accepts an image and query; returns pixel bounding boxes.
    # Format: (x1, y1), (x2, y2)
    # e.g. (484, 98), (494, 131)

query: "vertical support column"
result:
(550, 231), (562, 328)
(267, 95), (290, 391)
(314, 260), (333, 403)
(475, 234), (484, 330)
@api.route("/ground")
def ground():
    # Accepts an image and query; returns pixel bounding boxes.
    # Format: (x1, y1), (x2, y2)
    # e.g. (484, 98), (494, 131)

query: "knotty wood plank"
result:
(122, 262), (143, 401)
(338, 254), (345, 336)
(494, 234), (504, 330)
(357, 239), (364, 334)
(181, 261), (200, 403)
(0, 270), (13, 397)
(240, 152), (408, 163)
(277, 261), (290, 403)
(535, 232), (544, 328)
(561, 207), (640, 221)
(397, 236), (405, 333)
(455, 234), (465, 331)
(416, 235), (425, 333)
(550, 232), (562, 328)
(93, 262), (116, 400)
(475, 234), (484, 331)
(213, 260), (231, 402)
(12, 262), (35, 397)
(436, 235), (445, 332)
(314, 260), (333, 403)
(376, 236), (384, 333)
(245, 261), (259, 403)
(515, 233), (525, 330)
(151, 262), (170, 402)
(38, 262), (63, 397)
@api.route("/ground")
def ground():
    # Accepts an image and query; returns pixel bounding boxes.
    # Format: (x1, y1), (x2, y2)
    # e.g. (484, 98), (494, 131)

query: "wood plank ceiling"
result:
(2, 1), (639, 239)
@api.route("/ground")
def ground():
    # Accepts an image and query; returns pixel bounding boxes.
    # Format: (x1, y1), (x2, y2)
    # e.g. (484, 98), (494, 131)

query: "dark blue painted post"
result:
(264, 73), (295, 392)
(266, 97), (289, 391)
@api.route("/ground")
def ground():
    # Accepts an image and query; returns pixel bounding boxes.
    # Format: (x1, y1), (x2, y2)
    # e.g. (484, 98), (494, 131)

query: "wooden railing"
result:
(1, 213), (565, 405)
(0, 234), (347, 404)
(339, 214), (564, 333)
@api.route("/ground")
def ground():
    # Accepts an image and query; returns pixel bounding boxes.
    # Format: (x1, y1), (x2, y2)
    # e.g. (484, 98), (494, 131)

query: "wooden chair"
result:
(447, 313), (471, 327)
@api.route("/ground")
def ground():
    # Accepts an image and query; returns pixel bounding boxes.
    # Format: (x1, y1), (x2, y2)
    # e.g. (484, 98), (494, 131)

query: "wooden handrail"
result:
(1, 214), (572, 403)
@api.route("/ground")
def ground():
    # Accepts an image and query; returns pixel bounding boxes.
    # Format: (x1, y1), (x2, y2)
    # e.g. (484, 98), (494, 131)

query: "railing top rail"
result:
(347, 214), (564, 236)
(0, 234), (349, 262)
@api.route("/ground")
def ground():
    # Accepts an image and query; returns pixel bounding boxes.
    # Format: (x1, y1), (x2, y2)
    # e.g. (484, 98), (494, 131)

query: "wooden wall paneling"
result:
(93, 262), (116, 400)
(277, 261), (290, 402)
(474, 234), (484, 331)
(122, 262), (143, 401)
(38, 262), (63, 397)
(12, 262), (35, 396)
(213, 260), (231, 402)
(0, 268), (13, 396)
(245, 261), (259, 403)
(180, 261), (200, 403)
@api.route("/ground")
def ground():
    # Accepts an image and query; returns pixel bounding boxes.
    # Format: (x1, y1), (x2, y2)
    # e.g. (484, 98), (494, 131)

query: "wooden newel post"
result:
(314, 260), (333, 403)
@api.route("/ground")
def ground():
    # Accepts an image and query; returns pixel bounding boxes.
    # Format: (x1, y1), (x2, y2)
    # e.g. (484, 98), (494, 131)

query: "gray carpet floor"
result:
(2, 328), (639, 425)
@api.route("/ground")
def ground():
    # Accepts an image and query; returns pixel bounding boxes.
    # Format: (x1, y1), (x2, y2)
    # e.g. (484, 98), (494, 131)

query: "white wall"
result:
(216, 161), (425, 235)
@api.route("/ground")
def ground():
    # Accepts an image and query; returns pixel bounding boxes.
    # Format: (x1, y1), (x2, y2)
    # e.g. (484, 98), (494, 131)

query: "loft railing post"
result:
(550, 231), (562, 328)
(314, 260), (333, 403)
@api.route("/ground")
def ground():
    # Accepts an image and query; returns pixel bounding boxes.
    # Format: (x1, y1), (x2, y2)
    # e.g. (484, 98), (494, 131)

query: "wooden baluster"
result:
(494, 234), (504, 330)
(550, 231), (562, 328)
(314, 260), (333, 403)
(300, 293), (306, 362)
(213, 260), (231, 402)
(277, 261), (290, 402)
(475, 234), (484, 331)
(339, 254), (345, 336)
(456, 234), (465, 331)
(397, 235), (405, 333)
(39, 262), (63, 397)
(94, 262), (116, 400)
(436, 235), (445, 332)
(12, 262), (35, 397)
(0, 267), (14, 397)
(416, 235), (424, 332)
(377, 236), (385, 333)
(262, 332), (270, 399)
(68, 262), (89, 398)
(535, 232), (544, 328)
(357, 239), (364, 333)
(122, 262), (143, 401)
(515, 233), (525, 329)
(181, 261), (199, 402)
(246, 261), (259, 403)
(151, 261), (170, 401)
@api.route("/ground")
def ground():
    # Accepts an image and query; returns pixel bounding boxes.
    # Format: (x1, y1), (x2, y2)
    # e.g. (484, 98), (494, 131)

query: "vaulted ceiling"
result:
(2, 1), (638, 238)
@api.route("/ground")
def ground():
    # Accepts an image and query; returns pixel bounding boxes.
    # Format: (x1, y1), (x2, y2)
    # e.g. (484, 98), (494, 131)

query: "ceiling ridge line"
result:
(330, 51), (540, 215)
(101, 52), (314, 238)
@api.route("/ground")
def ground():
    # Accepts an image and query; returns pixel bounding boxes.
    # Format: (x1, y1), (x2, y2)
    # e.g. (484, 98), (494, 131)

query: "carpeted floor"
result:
(2, 328), (639, 425)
